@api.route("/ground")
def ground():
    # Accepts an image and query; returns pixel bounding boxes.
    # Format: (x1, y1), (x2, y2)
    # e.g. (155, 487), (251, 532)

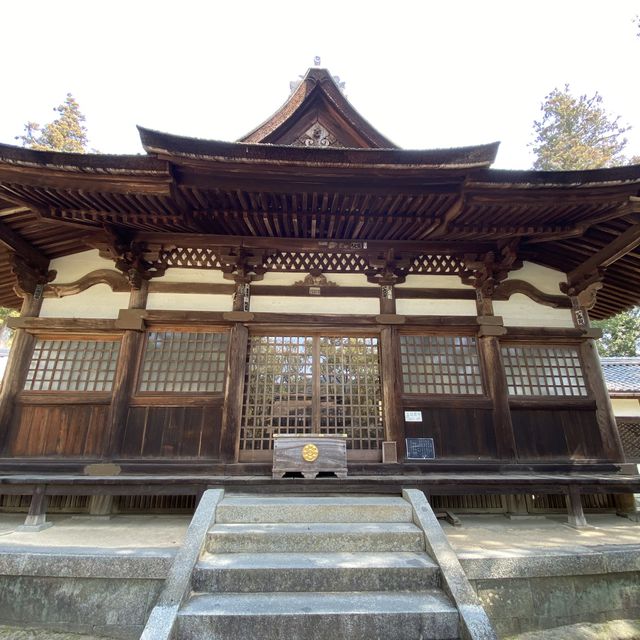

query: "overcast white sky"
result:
(2, 1), (639, 169)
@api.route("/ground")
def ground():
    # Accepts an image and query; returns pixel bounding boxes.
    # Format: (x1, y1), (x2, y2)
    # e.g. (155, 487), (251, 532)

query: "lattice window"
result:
(400, 335), (483, 395)
(240, 335), (384, 453)
(501, 345), (587, 397)
(618, 421), (640, 460)
(319, 337), (384, 450)
(264, 252), (369, 272)
(241, 336), (314, 451)
(139, 331), (228, 393)
(24, 339), (120, 392)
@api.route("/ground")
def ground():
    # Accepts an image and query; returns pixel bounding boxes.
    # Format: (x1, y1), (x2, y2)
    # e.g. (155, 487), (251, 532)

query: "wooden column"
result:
(380, 325), (404, 462)
(0, 282), (43, 453)
(478, 328), (517, 460)
(106, 281), (148, 458)
(219, 322), (249, 462)
(379, 284), (396, 314)
(580, 337), (625, 461)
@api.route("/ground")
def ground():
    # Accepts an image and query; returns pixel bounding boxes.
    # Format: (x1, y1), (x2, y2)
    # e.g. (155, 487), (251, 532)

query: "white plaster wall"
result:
(611, 398), (640, 417)
(49, 250), (115, 283)
(250, 296), (379, 315)
(396, 275), (470, 289)
(40, 285), (129, 319)
(507, 261), (567, 295)
(493, 294), (574, 328)
(155, 268), (228, 284)
(396, 299), (477, 316)
(146, 293), (233, 312)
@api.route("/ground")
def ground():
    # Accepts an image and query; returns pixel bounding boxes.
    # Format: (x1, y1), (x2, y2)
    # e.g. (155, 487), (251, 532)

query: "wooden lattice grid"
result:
(318, 337), (384, 451)
(399, 335), (484, 395)
(240, 335), (384, 452)
(157, 247), (464, 275)
(618, 421), (640, 460)
(24, 339), (121, 392)
(139, 330), (229, 393)
(500, 345), (587, 397)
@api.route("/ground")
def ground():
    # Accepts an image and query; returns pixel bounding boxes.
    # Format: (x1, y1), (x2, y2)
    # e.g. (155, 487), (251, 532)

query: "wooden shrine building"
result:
(0, 68), (640, 504)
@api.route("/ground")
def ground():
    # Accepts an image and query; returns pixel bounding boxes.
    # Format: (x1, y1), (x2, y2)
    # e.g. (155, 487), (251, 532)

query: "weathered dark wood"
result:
(579, 339), (625, 461)
(7, 403), (110, 457)
(7, 317), (118, 332)
(511, 407), (602, 460)
(567, 222), (640, 286)
(0, 295), (42, 453)
(0, 220), (49, 270)
(106, 282), (147, 457)
(16, 393), (112, 405)
(380, 326), (404, 459)
(478, 336), (517, 460)
(403, 406), (497, 459)
(219, 323), (248, 462)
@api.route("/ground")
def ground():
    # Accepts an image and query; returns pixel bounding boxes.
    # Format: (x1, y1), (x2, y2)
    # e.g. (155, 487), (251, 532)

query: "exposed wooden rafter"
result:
(0, 218), (49, 270)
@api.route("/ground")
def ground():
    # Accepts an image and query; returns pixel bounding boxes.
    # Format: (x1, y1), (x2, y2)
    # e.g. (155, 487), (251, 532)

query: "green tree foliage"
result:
(531, 85), (630, 170)
(0, 307), (18, 348)
(592, 308), (640, 357)
(531, 85), (639, 356)
(17, 93), (88, 153)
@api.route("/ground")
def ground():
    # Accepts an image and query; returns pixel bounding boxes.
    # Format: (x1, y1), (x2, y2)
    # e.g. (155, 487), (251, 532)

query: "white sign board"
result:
(404, 410), (423, 422)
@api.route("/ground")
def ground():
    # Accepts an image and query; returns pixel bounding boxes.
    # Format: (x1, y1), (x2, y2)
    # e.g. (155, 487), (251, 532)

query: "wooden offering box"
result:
(272, 434), (348, 479)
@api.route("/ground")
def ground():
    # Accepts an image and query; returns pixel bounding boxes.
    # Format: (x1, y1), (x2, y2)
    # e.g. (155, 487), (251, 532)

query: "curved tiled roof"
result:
(601, 357), (640, 394)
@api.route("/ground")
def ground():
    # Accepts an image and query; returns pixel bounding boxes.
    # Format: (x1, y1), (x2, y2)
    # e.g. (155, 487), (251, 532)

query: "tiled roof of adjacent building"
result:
(601, 357), (640, 394)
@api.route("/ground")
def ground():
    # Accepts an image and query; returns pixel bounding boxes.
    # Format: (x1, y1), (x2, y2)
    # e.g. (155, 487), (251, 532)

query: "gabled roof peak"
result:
(239, 67), (397, 149)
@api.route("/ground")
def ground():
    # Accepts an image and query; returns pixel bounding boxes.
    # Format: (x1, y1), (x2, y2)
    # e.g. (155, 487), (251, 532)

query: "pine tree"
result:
(17, 93), (88, 153)
(531, 85), (638, 356)
(531, 85), (630, 170)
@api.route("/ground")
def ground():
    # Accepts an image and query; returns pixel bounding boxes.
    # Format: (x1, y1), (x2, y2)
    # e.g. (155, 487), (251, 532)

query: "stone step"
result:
(193, 551), (440, 592)
(178, 590), (459, 640)
(205, 522), (425, 553)
(216, 495), (413, 523)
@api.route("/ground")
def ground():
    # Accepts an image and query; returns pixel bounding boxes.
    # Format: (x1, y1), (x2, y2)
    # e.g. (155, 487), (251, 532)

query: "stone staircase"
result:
(175, 495), (460, 640)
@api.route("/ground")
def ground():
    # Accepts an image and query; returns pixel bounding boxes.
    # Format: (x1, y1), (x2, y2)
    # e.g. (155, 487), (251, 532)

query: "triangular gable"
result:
(239, 68), (397, 149)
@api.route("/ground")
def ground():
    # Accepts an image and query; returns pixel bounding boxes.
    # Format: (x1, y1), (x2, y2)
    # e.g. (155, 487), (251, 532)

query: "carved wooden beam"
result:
(132, 232), (497, 255)
(45, 269), (130, 298)
(11, 254), (56, 299)
(0, 219), (49, 270)
(90, 231), (167, 289)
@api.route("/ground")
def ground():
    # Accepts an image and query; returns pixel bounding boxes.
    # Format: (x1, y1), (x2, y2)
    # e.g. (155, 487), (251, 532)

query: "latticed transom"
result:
(153, 247), (464, 275)
(240, 335), (384, 453)
(399, 335), (484, 395)
(25, 339), (120, 392)
(139, 331), (228, 393)
(318, 337), (384, 451)
(618, 421), (640, 460)
(501, 345), (587, 397)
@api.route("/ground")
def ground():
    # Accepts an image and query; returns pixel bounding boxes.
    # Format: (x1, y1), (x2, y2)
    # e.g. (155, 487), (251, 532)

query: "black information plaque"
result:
(405, 437), (436, 460)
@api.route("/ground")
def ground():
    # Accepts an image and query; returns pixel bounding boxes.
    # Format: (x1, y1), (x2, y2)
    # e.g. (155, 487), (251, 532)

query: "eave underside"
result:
(0, 149), (639, 318)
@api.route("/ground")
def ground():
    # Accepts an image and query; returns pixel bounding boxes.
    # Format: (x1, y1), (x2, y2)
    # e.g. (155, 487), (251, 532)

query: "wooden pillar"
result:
(106, 281), (148, 457)
(478, 325), (517, 460)
(17, 485), (52, 531)
(379, 284), (396, 314)
(380, 325), (404, 462)
(565, 487), (588, 528)
(580, 338), (625, 461)
(0, 293), (43, 453)
(219, 322), (249, 462)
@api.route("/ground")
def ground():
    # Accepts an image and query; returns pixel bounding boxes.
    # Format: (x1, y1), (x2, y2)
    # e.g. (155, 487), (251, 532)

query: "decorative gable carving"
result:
(293, 122), (343, 148)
